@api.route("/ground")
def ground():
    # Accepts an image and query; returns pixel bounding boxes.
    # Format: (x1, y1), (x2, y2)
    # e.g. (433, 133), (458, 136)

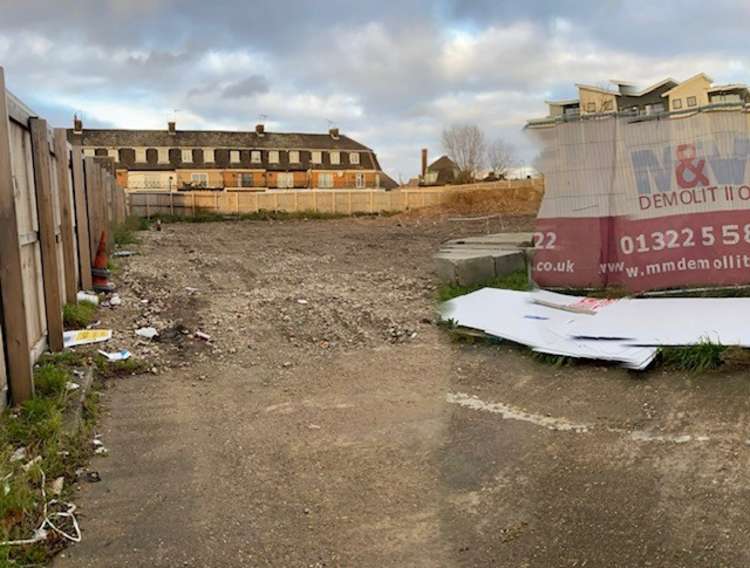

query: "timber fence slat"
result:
(0, 68), (33, 403)
(29, 118), (64, 353)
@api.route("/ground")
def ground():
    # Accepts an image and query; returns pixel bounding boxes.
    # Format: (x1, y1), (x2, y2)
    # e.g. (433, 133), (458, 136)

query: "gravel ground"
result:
(55, 215), (750, 568)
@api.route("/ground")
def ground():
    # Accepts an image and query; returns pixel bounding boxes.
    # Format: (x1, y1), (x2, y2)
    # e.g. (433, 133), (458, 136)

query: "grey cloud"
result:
(221, 75), (269, 98)
(2, 0), (750, 178)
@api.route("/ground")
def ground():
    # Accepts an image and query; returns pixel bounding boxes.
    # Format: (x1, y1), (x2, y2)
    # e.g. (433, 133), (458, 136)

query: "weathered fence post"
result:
(83, 157), (101, 257)
(53, 130), (77, 303)
(70, 145), (93, 290)
(0, 68), (34, 402)
(29, 118), (64, 352)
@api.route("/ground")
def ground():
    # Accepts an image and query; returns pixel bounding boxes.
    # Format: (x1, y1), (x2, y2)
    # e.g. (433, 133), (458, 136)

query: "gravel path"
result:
(55, 215), (750, 568)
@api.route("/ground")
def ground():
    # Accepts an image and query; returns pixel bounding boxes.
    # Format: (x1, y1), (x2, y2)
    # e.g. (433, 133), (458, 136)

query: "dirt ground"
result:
(54, 214), (750, 568)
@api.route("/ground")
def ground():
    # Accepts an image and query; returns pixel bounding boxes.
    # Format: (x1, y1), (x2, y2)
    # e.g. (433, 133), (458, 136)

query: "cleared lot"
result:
(57, 215), (750, 568)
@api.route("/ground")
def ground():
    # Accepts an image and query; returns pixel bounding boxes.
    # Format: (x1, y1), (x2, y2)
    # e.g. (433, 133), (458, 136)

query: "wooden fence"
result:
(128, 179), (544, 217)
(0, 67), (128, 406)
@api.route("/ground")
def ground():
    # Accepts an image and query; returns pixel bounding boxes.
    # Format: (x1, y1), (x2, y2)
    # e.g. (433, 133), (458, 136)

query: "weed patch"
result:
(437, 269), (530, 302)
(93, 355), (147, 379)
(659, 340), (727, 372)
(0, 361), (101, 564)
(62, 301), (97, 330)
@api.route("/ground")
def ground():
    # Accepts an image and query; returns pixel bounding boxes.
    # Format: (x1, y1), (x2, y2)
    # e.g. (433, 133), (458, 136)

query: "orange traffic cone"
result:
(91, 231), (114, 293)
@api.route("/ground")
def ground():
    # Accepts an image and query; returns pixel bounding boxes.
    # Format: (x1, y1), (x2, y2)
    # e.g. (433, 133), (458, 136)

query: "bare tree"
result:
(486, 139), (517, 179)
(441, 124), (486, 183)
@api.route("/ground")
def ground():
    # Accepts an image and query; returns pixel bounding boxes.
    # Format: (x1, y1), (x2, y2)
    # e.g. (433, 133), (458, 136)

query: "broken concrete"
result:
(434, 232), (530, 286)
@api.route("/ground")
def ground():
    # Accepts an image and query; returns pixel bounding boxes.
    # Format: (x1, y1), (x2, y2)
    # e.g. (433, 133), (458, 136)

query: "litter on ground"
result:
(0, 471), (81, 547)
(441, 288), (656, 369)
(76, 291), (99, 305)
(194, 331), (211, 341)
(112, 250), (136, 257)
(10, 447), (26, 463)
(135, 327), (158, 339)
(63, 329), (112, 348)
(441, 288), (750, 369)
(97, 349), (131, 362)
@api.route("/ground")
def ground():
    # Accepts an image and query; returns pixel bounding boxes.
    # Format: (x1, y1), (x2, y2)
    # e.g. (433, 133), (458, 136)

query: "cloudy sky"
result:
(1, 0), (748, 180)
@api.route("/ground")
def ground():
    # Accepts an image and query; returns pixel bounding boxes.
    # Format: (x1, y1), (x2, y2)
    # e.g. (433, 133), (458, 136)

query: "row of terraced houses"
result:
(67, 119), (397, 192)
(530, 72), (749, 123)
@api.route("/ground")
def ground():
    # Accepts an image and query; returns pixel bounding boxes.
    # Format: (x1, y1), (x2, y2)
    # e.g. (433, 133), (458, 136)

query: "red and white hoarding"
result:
(529, 110), (750, 292)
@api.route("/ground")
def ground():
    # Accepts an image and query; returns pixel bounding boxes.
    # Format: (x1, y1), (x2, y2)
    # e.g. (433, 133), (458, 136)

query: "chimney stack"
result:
(421, 148), (428, 177)
(168, 121), (176, 135)
(255, 123), (265, 136)
(73, 114), (83, 134)
(329, 127), (340, 139)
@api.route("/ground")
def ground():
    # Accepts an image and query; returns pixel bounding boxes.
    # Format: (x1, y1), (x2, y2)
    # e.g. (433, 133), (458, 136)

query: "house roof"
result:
(379, 172), (399, 189)
(67, 128), (373, 152)
(427, 155), (458, 172)
(544, 98), (579, 106)
(661, 73), (714, 97)
(708, 83), (748, 93)
(626, 77), (679, 96)
(575, 83), (619, 96)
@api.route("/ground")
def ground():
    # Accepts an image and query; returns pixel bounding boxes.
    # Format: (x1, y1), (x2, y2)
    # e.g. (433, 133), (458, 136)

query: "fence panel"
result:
(12, 115), (48, 362)
(128, 180), (544, 218)
(0, 73), (34, 404)
(0, 68), (130, 405)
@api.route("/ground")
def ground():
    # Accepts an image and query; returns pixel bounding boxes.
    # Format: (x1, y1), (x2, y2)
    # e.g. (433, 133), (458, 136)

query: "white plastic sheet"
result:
(565, 297), (750, 346)
(441, 289), (657, 369)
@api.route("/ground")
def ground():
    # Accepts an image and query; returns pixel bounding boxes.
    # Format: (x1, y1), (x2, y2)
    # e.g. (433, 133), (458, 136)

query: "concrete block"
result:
(434, 249), (527, 287)
(444, 232), (534, 248)
(434, 253), (495, 287)
(494, 250), (526, 277)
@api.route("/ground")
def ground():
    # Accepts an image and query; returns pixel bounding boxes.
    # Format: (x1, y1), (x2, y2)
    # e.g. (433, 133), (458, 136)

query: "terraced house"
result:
(67, 119), (395, 191)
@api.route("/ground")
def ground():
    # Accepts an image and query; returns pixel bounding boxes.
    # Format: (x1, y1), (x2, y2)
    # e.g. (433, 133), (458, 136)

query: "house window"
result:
(355, 173), (365, 189)
(251, 150), (261, 163)
(317, 172), (333, 188)
(330, 151), (340, 165)
(191, 173), (208, 188)
(375, 174), (380, 188)
(277, 172), (294, 188)
(181, 149), (192, 163)
(586, 102), (596, 112)
(238, 173), (253, 187)
(672, 98), (683, 110)
(311, 151), (322, 164)
(269, 150), (279, 164)
(687, 96), (697, 107)
(601, 100), (613, 111)
(230, 150), (241, 163)
(289, 150), (300, 163)
(349, 152), (360, 165)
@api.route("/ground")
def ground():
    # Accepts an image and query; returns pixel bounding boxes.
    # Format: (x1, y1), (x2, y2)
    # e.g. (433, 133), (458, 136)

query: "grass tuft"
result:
(37, 351), (87, 368)
(0, 358), (105, 564)
(62, 300), (97, 330)
(33, 365), (70, 399)
(438, 268), (530, 302)
(93, 355), (148, 379)
(532, 351), (573, 367)
(659, 339), (727, 372)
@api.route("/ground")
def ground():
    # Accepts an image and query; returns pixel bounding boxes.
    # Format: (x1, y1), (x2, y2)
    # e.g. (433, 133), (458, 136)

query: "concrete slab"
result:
(434, 249), (525, 286)
(434, 232), (529, 286)
(444, 232), (534, 248)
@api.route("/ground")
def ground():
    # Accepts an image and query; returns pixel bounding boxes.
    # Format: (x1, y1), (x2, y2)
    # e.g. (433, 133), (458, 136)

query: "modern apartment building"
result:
(532, 73), (750, 123)
(67, 120), (396, 191)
